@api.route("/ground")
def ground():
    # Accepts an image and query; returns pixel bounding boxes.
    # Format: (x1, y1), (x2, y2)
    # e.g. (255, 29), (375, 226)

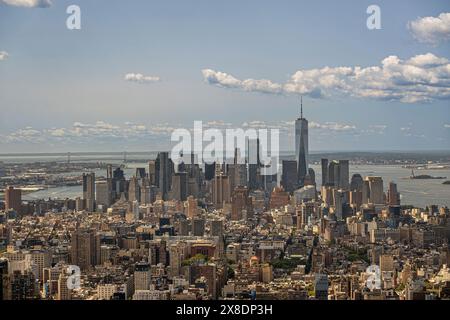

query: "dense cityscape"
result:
(1, 106), (449, 301)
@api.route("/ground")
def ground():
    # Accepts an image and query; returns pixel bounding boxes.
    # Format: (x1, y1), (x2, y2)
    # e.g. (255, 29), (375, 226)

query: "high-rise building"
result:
(170, 172), (187, 201)
(314, 274), (329, 300)
(248, 138), (261, 190)
(192, 218), (205, 236)
(187, 196), (197, 218)
(365, 176), (384, 205)
(0, 259), (10, 300)
(148, 160), (157, 186)
(70, 228), (100, 271)
(295, 97), (309, 186)
(155, 152), (174, 200)
(231, 186), (253, 221)
(321, 158), (329, 186)
(210, 219), (224, 237)
(96, 180), (112, 208)
(281, 160), (298, 193)
(322, 159), (349, 189)
(387, 181), (400, 206)
(5, 186), (22, 214)
(82, 173), (95, 211)
(204, 162), (216, 181)
(212, 171), (230, 209)
(128, 176), (140, 203)
(350, 174), (364, 191)
(134, 262), (151, 291)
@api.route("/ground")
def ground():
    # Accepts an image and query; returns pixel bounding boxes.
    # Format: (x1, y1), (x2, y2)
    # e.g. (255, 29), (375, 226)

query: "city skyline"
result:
(0, 0), (449, 153)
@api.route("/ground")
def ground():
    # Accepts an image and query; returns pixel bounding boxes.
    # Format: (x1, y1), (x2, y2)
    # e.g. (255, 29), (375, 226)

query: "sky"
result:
(0, 0), (449, 153)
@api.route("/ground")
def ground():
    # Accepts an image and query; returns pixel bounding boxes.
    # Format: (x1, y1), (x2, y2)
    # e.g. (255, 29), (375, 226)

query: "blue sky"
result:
(0, 0), (449, 152)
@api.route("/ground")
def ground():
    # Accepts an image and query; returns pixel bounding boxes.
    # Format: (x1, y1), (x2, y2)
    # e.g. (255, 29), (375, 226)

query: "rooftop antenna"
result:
(300, 96), (303, 119)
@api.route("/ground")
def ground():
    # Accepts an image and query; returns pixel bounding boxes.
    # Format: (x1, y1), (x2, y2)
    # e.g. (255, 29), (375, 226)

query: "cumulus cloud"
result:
(124, 73), (160, 84)
(0, 0), (52, 8)
(0, 51), (8, 60)
(202, 53), (450, 103)
(408, 12), (450, 45)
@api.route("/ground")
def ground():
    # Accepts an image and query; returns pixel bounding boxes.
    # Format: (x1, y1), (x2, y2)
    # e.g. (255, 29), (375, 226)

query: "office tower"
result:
(281, 160), (298, 193)
(178, 219), (190, 236)
(187, 196), (197, 218)
(321, 158), (329, 186)
(5, 186), (22, 214)
(387, 181), (400, 206)
(149, 240), (167, 266)
(212, 172), (231, 209)
(140, 182), (152, 204)
(134, 262), (151, 291)
(231, 186), (253, 221)
(350, 190), (363, 210)
(169, 242), (187, 278)
(350, 174), (364, 191)
(362, 180), (370, 204)
(11, 270), (37, 300)
(148, 160), (156, 185)
(192, 218), (205, 236)
(295, 97), (309, 186)
(204, 162), (216, 181)
(128, 176), (140, 202)
(338, 160), (349, 189)
(314, 274), (329, 300)
(155, 152), (174, 200)
(82, 173), (95, 211)
(365, 176), (384, 205)
(70, 228), (100, 271)
(136, 168), (146, 179)
(57, 270), (72, 300)
(306, 168), (316, 186)
(1, 259), (10, 300)
(210, 219), (224, 237)
(112, 167), (126, 201)
(323, 159), (350, 189)
(248, 138), (261, 190)
(379, 254), (394, 274)
(333, 189), (348, 220)
(171, 172), (188, 201)
(30, 249), (51, 283)
(96, 180), (112, 207)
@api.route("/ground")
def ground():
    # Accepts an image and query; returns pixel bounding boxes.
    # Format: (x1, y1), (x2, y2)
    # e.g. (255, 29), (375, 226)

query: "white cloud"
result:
(408, 12), (450, 45)
(124, 73), (160, 84)
(0, 51), (8, 60)
(444, 124), (450, 128)
(0, 0), (51, 8)
(202, 53), (450, 103)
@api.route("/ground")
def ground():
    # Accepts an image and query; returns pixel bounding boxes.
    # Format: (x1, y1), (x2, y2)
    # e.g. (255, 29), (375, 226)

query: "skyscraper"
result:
(281, 160), (298, 192)
(155, 152), (174, 200)
(70, 228), (100, 271)
(295, 97), (309, 186)
(321, 159), (329, 186)
(247, 138), (261, 190)
(5, 186), (22, 215)
(82, 173), (95, 212)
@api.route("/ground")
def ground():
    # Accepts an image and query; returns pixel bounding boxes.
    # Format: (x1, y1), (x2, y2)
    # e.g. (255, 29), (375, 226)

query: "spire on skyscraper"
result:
(300, 96), (303, 119)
